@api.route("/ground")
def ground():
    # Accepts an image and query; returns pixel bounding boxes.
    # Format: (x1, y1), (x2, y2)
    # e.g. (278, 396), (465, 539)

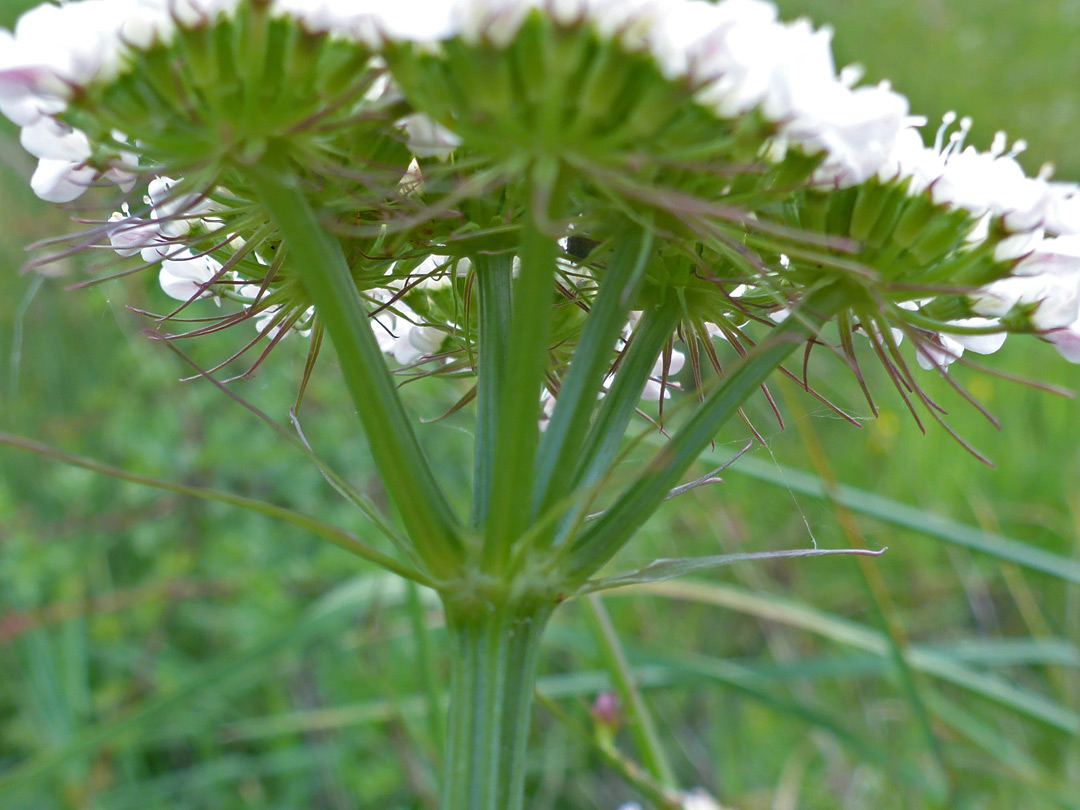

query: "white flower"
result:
(914, 332), (963, 371)
(757, 18), (834, 122)
(650, 0), (778, 86)
(253, 303), (285, 337)
(252, 303), (315, 340)
(1014, 233), (1080, 277)
(641, 349), (685, 401)
(19, 118), (99, 202)
(649, 4), (909, 188)
(398, 113), (463, 161)
(972, 273), (1080, 331)
(802, 82), (910, 188)
(992, 227), (1042, 263)
(168, 0), (245, 29)
(366, 0), (461, 44)
(30, 158), (96, 203)
(680, 788), (725, 810)
(1045, 183), (1080, 236)
(950, 318), (1008, 355)
(914, 317), (1006, 371)
(19, 118), (91, 162)
(107, 209), (163, 256)
(579, 0), (665, 52)
(877, 126), (944, 195)
(158, 248), (221, 301)
(0, 28), (65, 126)
(119, 1), (176, 50)
(146, 176), (213, 238)
(878, 118), (1055, 234)
(104, 152), (140, 193)
(922, 128), (1052, 231)
(368, 287), (448, 365)
(395, 323), (446, 364)
(6, 0), (128, 93)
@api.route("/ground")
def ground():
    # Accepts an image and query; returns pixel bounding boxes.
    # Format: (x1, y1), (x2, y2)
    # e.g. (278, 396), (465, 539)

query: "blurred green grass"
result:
(1, 1), (1078, 808)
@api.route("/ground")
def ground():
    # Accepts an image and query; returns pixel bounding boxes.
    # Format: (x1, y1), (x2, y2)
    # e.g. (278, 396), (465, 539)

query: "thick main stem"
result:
(441, 599), (553, 810)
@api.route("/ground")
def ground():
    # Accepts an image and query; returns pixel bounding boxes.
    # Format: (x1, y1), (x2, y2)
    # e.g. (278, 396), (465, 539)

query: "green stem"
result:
(406, 582), (445, 763)
(482, 218), (559, 571)
(246, 157), (463, 579)
(472, 254), (513, 528)
(583, 594), (676, 789)
(441, 600), (553, 810)
(565, 285), (849, 584)
(572, 298), (682, 492)
(537, 299), (681, 554)
(532, 228), (654, 518)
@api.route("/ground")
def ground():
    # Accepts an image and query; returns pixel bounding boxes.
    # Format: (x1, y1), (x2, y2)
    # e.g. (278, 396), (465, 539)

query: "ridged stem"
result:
(441, 599), (553, 810)
(472, 253), (513, 528)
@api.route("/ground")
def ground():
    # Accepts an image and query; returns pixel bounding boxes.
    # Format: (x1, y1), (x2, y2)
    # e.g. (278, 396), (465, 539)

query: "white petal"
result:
(398, 113), (462, 160)
(949, 318), (1007, 355)
(915, 333), (964, 371)
(161, 249), (221, 282)
(158, 265), (205, 301)
(30, 158), (95, 202)
(20, 118), (92, 161)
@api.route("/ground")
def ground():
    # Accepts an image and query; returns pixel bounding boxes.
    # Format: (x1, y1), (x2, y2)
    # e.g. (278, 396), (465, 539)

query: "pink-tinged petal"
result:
(107, 214), (162, 257)
(1048, 321), (1080, 364)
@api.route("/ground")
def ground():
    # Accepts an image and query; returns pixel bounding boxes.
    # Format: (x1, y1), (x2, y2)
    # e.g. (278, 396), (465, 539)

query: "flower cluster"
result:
(618, 788), (726, 810)
(875, 117), (1080, 366)
(3, 0), (1080, 380)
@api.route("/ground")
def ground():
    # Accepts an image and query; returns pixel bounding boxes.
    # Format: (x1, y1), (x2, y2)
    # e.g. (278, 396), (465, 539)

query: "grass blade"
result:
(714, 454), (1080, 586)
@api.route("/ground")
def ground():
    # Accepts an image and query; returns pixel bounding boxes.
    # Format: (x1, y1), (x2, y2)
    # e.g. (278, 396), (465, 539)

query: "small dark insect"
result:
(566, 235), (599, 260)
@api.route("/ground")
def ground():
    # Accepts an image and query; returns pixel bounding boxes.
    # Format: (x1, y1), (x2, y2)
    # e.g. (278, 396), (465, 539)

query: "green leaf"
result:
(575, 547), (887, 595)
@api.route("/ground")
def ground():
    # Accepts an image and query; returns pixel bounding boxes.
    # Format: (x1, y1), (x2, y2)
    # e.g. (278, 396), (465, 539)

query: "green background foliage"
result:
(1, 1), (1078, 807)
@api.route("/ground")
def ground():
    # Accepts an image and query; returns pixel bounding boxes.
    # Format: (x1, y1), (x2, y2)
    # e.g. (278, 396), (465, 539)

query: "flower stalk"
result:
(565, 284), (851, 585)
(246, 155), (464, 579)
(471, 252), (513, 528)
(481, 209), (560, 573)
